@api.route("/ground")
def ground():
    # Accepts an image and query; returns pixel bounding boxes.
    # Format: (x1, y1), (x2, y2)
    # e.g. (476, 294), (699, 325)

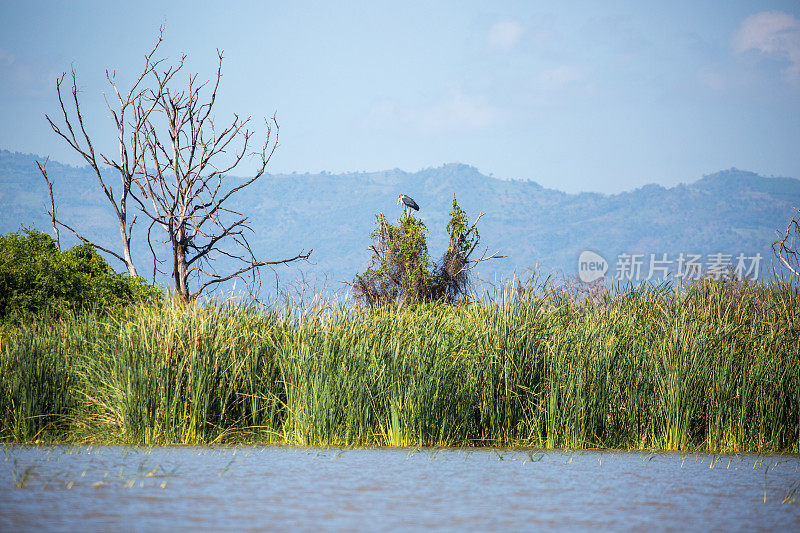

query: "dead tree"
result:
(133, 50), (310, 302)
(37, 29), (170, 277)
(774, 207), (800, 277)
(39, 30), (310, 301)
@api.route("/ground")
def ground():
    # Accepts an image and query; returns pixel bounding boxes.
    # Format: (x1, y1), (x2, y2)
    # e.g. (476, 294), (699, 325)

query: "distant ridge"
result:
(1, 150), (798, 295)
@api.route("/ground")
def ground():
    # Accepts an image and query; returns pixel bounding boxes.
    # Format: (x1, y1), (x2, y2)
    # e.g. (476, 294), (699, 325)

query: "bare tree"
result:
(40, 30), (310, 302)
(37, 29), (169, 276)
(774, 207), (800, 277)
(133, 49), (310, 302)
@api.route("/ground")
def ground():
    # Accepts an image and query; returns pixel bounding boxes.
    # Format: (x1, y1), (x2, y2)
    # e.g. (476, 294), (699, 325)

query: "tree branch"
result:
(191, 249), (312, 299)
(37, 158), (60, 250)
(773, 207), (800, 277)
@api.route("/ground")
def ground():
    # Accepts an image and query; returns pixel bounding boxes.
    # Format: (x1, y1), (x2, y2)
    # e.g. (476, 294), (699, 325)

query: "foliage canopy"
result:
(353, 197), (493, 306)
(0, 228), (161, 323)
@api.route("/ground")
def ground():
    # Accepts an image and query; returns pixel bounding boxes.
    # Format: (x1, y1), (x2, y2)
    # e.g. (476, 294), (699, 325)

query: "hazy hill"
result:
(1, 150), (798, 296)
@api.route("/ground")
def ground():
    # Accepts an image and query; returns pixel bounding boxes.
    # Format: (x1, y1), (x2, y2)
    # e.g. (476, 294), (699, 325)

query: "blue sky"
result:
(1, 1), (799, 192)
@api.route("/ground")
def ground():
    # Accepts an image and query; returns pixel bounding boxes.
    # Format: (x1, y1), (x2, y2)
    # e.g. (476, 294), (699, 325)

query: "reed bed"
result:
(1, 278), (798, 452)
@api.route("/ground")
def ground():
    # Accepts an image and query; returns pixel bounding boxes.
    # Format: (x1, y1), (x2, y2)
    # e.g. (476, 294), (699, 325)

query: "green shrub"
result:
(353, 197), (486, 306)
(0, 227), (161, 323)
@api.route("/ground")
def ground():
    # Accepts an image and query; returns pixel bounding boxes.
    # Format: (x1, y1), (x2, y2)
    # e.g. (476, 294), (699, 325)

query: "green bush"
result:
(0, 227), (161, 323)
(353, 197), (485, 306)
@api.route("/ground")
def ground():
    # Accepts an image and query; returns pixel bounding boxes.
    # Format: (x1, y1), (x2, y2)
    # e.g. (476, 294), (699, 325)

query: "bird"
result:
(397, 194), (420, 212)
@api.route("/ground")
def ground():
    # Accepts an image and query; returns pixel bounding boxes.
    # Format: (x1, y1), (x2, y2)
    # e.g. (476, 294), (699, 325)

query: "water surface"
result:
(1, 446), (799, 531)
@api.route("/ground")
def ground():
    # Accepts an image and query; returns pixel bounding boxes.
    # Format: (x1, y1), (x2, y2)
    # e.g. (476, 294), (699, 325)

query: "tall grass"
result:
(1, 278), (798, 451)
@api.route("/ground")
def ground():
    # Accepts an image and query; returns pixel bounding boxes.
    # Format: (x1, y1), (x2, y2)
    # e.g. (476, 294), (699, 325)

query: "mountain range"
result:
(1, 150), (798, 297)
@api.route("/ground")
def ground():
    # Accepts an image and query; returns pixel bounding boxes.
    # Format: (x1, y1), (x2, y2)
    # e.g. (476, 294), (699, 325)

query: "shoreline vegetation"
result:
(1, 277), (798, 452)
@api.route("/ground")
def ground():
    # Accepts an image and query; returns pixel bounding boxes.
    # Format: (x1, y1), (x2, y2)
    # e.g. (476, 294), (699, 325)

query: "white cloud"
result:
(487, 19), (523, 52)
(533, 65), (583, 92)
(0, 49), (14, 67)
(696, 67), (726, 91)
(733, 11), (800, 79)
(412, 90), (497, 132)
(365, 90), (498, 134)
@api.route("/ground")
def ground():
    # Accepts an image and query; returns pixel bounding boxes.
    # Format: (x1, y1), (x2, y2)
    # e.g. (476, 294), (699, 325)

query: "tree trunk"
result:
(174, 229), (190, 303)
(117, 213), (138, 277)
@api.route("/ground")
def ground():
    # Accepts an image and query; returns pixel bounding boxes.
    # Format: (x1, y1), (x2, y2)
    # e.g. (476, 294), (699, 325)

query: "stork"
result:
(397, 194), (420, 214)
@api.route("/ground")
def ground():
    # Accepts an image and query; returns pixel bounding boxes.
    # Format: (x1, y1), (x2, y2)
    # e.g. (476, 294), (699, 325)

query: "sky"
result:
(1, 0), (799, 193)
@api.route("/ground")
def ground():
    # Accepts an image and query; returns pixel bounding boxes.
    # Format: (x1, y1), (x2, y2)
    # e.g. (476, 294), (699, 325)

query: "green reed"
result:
(1, 278), (798, 451)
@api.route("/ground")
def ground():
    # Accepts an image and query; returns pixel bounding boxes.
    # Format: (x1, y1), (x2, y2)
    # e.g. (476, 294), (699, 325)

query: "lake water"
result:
(1, 446), (799, 531)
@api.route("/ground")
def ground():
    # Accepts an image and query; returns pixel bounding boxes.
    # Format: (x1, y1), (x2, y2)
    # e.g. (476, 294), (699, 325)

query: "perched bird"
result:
(397, 194), (420, 212)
